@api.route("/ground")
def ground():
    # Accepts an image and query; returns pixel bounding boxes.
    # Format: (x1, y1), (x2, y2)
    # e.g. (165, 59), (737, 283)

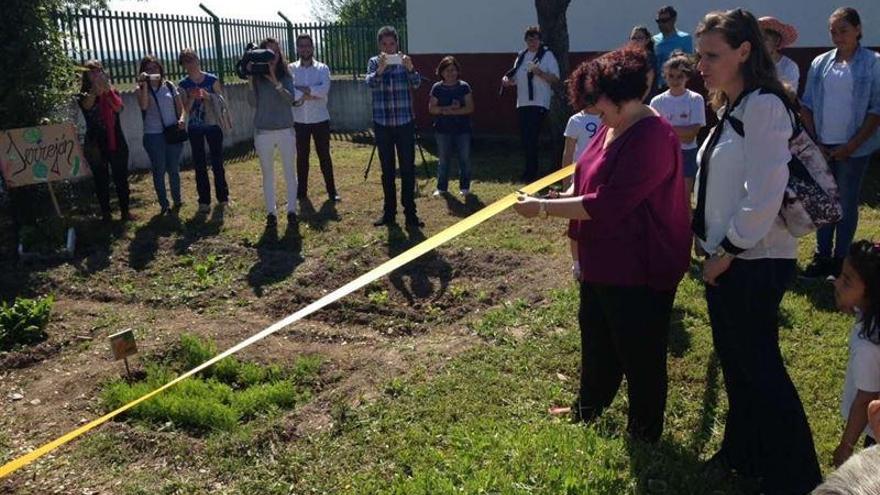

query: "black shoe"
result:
(266, 213), (278, 227)
(160, 206), (171, 216)
(801, 255), (833, 279)
(331, 194), (342, 202)
(287, 211), (298, 224)
(373, 215), (395, 227)
(405, 215), (424, 228)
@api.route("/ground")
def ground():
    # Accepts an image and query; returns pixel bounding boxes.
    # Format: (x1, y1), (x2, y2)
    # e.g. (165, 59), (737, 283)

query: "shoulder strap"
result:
(534, 45), (548, 63)
(726, 87), (799, 139)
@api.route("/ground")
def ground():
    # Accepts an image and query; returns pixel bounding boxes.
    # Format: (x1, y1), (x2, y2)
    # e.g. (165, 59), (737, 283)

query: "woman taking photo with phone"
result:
(78, 60), (131, 222)
(248, 37), (302, 227)
(137, 55), (186, 215)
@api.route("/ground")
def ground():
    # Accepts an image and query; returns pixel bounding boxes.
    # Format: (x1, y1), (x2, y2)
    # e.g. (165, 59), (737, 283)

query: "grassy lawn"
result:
(1, 134), (878, 494)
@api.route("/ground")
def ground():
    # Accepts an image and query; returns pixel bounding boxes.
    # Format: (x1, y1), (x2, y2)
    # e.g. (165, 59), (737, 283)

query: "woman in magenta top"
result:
(513, 46), (690, 442)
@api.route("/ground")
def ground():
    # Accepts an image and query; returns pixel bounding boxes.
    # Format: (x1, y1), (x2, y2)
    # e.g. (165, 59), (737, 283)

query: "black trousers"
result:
(294, 120), (337, 199)
(84, 138), (129, 215)
(374, 121), (416, 218)
(577, 282), (676, 443)
(706, 258), (821, 495)
(517, 105), (547, 182)
(189, 124), (228, 205)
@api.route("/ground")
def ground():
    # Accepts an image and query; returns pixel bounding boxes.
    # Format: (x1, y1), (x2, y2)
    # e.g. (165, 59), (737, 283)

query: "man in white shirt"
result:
(501, 25), (560, 183)
(290, 34), (339, 202)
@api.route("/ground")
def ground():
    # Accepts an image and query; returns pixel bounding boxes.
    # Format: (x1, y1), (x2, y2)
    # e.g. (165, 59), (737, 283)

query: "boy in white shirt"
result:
(649, 52), (705, 207)
(561, 108), (601, 167)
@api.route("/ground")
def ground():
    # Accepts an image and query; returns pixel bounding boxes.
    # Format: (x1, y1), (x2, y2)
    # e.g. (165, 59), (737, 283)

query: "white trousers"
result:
(254, 127), (297, 215)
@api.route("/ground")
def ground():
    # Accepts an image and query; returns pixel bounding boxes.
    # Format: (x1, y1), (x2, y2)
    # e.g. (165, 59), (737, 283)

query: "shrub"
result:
(0, 296), (53, 351)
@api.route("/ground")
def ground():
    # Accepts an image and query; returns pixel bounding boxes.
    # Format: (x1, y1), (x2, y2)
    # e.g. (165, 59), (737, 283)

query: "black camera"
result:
(235, 43), (275, 79)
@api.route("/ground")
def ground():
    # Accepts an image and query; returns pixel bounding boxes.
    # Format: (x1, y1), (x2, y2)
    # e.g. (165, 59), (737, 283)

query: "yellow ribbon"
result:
(0, 165), (575, 479)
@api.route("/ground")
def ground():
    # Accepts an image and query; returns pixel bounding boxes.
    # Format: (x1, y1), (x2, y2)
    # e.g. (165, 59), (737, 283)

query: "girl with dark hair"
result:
(249, 37), (303, 226)
(693, 9), (821, 494)
(629, 25), (657, 95)
(833, 240), (880, 467)
(513, 46), (690, 443)
(78, 60), (131, 222)
(136, 55), (186, 215)
(801, 7), (880, 279)
(428, 56), (474, 197)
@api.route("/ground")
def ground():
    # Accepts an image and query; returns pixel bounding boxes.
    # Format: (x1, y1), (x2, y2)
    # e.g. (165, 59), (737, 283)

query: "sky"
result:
(107, 0), (319, 22)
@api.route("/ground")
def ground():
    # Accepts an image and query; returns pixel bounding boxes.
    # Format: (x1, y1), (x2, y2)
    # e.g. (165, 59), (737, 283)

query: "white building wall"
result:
(407, 0), (880, 54)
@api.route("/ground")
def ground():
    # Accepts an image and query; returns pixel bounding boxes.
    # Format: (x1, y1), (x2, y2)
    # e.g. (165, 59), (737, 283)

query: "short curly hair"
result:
(567, 46), (650, 109)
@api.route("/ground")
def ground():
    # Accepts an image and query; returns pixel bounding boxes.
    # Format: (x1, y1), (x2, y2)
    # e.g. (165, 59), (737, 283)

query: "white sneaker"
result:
(459, 189), (470, 197)
(432, 190), (446, 197)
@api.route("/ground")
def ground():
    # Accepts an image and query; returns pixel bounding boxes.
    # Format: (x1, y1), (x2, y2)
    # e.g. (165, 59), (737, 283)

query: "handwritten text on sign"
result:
(0, 123), (91, 188)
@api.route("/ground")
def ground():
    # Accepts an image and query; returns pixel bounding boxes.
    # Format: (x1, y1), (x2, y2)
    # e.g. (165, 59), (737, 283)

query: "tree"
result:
(1, 0), (103, 130)
(535, 0), (572, 169)
(313, 0), (405, 23)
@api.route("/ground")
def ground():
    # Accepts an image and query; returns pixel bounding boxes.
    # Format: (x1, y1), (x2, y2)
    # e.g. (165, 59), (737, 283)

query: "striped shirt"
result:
(365, 55), (421, 127)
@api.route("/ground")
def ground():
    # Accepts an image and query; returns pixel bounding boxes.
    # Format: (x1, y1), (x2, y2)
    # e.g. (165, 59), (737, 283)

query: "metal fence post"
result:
(198, 3), (224, 83)
(277, 12), (295, 61)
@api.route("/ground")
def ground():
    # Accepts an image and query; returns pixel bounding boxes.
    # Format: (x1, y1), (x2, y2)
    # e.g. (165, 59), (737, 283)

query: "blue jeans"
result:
(435, 132), (471, 192)
(816, 154), (871, 259)
(143, 133), (183, 209)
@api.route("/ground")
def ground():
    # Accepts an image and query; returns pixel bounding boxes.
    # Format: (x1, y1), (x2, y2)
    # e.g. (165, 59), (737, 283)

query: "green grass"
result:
(101, 335), (321, 433)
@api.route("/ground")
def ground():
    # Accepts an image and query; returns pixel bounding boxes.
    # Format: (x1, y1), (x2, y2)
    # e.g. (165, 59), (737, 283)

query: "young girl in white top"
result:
(650, 51), (705, 203)
(832, 240), (880, 467)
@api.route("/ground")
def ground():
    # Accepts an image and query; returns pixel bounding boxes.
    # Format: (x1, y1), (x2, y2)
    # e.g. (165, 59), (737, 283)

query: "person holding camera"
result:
(365, 25), (424, 228)
(136, 55), (186, 216)
(248, 37), (303, 227)
(290, 34), (339, 203)
(501, 26), (560, 183)
(179, 48), (229, 213)
(78, 60), (131, 222)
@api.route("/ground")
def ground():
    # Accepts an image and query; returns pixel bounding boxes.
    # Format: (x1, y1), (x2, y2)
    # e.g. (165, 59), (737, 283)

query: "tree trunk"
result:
(535, 0), (572, 171)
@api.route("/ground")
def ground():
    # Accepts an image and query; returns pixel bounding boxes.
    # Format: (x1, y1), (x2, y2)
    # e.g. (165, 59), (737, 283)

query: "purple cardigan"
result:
(567, 116), (690, 291)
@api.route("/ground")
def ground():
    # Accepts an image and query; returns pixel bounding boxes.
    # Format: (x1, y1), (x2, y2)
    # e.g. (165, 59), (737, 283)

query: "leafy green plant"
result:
(0, 296), (53, 351)
(193, 255), (220, 287)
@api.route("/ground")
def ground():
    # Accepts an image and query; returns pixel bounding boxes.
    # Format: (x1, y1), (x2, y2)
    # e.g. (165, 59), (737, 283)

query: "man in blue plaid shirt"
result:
(366, 26), (424, 227)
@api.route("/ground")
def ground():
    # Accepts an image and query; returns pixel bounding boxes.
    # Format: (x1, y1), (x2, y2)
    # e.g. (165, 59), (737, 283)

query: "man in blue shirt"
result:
(365, 26), (424, 227)
(652, 6), (693, 89)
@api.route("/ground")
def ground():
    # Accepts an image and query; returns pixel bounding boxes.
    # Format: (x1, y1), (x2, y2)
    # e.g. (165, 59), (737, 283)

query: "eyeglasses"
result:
(656, 17), (673, 24)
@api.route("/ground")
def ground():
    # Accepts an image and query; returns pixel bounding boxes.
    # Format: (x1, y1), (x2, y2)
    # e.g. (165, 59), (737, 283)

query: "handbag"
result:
(149, 81), (189, 144)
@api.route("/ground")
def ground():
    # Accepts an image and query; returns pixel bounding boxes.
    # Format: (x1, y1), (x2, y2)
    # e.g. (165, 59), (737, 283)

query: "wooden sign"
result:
(0, 123), (91, 188)
(108, 328), (138, 361)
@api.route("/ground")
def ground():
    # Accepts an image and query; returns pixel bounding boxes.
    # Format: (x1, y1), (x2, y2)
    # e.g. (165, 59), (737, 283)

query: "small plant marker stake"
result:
(108, 328), (138, 379)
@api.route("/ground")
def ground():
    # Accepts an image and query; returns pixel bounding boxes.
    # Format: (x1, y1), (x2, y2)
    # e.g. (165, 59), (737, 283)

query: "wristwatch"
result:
(714, 245), (731, 259)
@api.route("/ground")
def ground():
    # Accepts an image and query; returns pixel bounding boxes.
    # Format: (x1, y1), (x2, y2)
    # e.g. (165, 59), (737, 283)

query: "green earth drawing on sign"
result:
(72, 156), (81, 176)
(32, 161), (48, 180)
(23, 128), (42, 144)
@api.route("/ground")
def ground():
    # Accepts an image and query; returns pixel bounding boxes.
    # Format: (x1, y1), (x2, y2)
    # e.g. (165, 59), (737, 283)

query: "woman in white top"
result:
(693, 9), (821, 494)
(758, 17), (800, 91)
(801, 7), (880, 279)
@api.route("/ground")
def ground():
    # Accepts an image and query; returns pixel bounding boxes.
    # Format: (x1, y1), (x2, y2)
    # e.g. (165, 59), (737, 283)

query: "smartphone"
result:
(385, 53), (402, 65)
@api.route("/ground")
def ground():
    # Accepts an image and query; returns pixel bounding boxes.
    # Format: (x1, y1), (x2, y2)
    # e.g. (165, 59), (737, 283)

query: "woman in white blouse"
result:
(693, 9), (821, 495)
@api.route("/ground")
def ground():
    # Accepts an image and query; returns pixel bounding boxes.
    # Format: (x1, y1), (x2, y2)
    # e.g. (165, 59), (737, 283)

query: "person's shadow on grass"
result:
(385, 222), (453, 306)
(129, 211), (182, 270)
(173, 203), (226, 254)
(442, 192), (486, 218)
(299, 197), (340, 232)
(246, 219), (303, 297)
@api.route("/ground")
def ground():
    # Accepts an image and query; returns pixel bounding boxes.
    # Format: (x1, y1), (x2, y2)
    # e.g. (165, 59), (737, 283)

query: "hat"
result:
(758, 16), (799, 48)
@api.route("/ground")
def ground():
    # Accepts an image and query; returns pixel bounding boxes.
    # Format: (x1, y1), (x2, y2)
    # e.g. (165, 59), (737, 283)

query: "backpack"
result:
(504, 45), (549, 101)
(724, 88), (842, 237)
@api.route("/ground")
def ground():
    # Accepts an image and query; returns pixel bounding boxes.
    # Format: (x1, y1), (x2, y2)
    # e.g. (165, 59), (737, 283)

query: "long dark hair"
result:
(138, 54), (166, 81)
(630, 26), (655, 54)
(849, 240), (880, 344)
(695, 9), (786, 110)
(259, 37), (290, 80)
